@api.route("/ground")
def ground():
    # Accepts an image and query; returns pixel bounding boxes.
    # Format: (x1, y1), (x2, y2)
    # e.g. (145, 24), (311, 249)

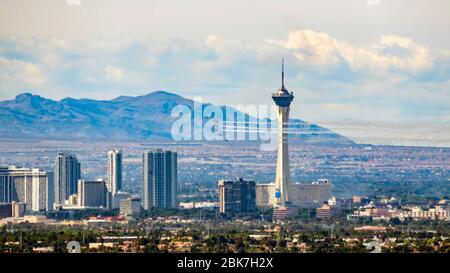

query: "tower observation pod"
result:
(272, 58), (294, 209)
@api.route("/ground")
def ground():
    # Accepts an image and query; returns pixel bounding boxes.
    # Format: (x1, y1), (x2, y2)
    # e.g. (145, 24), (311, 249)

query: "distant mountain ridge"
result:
(0, 91), (353, 144)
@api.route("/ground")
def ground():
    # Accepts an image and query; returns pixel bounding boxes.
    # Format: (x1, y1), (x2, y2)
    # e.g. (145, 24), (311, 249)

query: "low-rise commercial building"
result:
(316, 204), (340, 218)
(120, 197), (141, 218)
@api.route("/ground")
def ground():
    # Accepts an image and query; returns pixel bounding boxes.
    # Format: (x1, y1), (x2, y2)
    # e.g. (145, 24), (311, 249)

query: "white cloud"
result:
(105, 66), (123, 82)
(50, 37), (71, 50)
(268, 30), (340, 67)
(0, 57), (45, 86)
(0, 29), (449, 142)
(145, 56), (158, 67)
(267, 30), (433, 73)
(23, 63), (45, 85)
(193, 34), (249, 73)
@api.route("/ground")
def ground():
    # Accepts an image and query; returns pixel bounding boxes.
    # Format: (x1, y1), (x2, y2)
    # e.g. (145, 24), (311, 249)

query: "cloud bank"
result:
(0, 29), (449, 147)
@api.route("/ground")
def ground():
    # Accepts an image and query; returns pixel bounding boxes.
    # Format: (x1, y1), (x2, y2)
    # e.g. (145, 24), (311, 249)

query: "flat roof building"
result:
(143, 150), (177, 209)
(112, 191), (131, 209)
(218, 178), (256, 213)
(255, 179), (332, 209)
(54, 153), (80, 206)
(290, 179), (332, 208)
(107, 149), (122, 195)
(316, 203), (340, 219)
(120, 197), (141, 218)
(0, 166), (54, 212)
(256, 183), (275, 208)
(78, 179), (107, 208)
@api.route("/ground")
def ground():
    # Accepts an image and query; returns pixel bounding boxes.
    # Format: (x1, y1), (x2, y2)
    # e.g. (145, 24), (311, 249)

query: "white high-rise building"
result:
(32, 170), (54, 211)
(142, 150), (177, 209)
(54, 153), (80, 206)
(272, 59), (294, 208)
(107, 149), (122, 194)
(0, 166), (54, 212)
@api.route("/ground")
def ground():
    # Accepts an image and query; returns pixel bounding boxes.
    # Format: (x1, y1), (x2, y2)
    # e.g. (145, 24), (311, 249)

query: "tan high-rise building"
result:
(107, 149), (122, 194)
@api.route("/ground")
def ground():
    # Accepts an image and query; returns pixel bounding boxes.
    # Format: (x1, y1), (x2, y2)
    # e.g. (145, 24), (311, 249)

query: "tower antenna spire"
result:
(281, 58), (285, 89)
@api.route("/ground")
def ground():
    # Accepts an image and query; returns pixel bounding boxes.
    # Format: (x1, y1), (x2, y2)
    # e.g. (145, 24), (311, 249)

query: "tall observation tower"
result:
(272, 59), (294, 209)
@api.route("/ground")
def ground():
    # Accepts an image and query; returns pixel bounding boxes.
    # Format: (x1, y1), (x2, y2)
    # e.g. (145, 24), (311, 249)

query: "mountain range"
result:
(0, 91), (353, 144)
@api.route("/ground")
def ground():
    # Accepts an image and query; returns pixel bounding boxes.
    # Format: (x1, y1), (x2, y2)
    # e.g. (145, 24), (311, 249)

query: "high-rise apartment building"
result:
(54, 153), (80, 205)
(107, 149), (122, 194)
(0, 166), (53, 211)
(218, 178), (256, 213)
(142, 150), (177, 209)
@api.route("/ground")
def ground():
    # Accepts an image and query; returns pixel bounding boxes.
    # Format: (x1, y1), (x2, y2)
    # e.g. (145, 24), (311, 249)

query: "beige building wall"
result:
(256, 184), (275, 208)
(290, 181), (331, 208)
(256, 180), (332, 208)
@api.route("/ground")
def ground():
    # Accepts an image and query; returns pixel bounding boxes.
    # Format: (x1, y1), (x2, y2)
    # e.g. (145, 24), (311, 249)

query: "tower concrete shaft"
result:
(274, 106), (291, 207)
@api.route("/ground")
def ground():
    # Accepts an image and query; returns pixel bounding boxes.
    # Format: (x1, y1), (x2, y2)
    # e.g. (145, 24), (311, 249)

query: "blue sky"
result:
(0, 0), (449, 146)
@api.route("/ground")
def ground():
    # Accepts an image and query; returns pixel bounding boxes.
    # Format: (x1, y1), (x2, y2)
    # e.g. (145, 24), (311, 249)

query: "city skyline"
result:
(2, 0), (450, 259)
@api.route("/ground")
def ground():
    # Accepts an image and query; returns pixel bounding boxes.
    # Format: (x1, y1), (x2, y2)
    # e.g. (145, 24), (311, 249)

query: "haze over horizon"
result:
(1, 90), (449, 148)
(0, 0), (449, 146)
